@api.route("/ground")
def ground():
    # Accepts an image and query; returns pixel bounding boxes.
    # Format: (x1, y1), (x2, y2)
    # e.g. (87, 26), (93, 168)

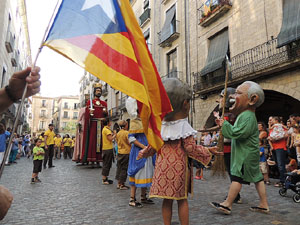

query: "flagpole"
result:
(0, 0), (62, 180)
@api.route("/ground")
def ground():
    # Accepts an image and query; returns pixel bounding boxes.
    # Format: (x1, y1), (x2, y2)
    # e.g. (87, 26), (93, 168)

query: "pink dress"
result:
(72, 107), (85, 161)
(149, 118), (212, 200)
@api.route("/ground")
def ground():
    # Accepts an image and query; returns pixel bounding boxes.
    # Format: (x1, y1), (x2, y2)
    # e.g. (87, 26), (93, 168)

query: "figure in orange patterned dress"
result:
(139, 78), (220, 225)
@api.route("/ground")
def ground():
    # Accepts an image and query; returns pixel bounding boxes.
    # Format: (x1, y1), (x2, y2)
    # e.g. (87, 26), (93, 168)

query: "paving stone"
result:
(0, 158), (298, 225)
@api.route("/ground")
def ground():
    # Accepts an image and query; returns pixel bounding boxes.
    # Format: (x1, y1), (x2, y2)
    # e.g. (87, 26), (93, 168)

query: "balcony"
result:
(139, 8), (151, 27)
(198, 0), (232, 27)
(110, 107), (120, 120)
(11, 51), (19, 67)
(161, 71), (183, 80)
(119, 96), (127, 111)
(8, 104), (16, 116)
(41, 104), (47, 108)
(193, 38), (300, 95)
(5, 31), (15, 53)
(102, 85), (108, 96)
(39, 114), (47, 118)
(159, 20), (180, 48)
(161, 0), (171, 4)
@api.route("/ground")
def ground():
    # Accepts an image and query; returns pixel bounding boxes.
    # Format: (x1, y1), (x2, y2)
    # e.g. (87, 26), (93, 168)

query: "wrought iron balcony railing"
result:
(161, 71), (183, 80)
(198, 0), (232, 27)
(119, 96), (127, 110)
(193, 38), (300, 94)
(139, 8), (151, 26)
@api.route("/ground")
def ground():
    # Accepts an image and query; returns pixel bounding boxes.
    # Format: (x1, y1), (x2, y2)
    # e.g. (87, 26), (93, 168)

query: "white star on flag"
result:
(81, 0), (116, 23)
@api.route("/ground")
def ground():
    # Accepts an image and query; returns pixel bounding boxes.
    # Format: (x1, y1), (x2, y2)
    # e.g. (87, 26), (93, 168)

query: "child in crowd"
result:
(63, 134), (72, 159)
(101, 119), (116, 185)
(286, 156), (298, 172)
(259, 139), (270, 185)
(126, 97), (155, 208)
(115, 120), (131, 190)
(31, 139), (45, 184)
(139, 78), (220, 224)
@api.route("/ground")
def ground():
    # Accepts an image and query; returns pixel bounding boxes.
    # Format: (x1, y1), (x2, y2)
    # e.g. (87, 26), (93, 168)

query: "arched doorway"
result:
(204, 90), (300, 128)
(256, 90), (300, 124)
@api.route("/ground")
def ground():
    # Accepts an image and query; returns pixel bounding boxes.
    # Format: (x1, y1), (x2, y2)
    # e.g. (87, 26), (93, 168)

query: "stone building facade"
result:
(190, 0), (300, 130)
(0, 0), (31, 133)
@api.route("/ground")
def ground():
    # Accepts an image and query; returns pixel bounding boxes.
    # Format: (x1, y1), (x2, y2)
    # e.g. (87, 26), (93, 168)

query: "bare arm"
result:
(0, 67), (41, 113)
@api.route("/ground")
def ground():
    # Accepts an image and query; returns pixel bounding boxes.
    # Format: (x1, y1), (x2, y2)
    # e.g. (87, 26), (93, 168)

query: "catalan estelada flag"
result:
(43, 0), (172, 151)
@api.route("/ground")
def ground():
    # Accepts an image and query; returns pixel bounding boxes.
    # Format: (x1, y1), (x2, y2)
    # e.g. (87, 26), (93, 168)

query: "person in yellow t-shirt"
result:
(54, 134), (62, 159)
(102, 119), (116, 185)
(63, 134), (72, 159)
(115, 120), (131, 190)
(43, 124), (56, 169)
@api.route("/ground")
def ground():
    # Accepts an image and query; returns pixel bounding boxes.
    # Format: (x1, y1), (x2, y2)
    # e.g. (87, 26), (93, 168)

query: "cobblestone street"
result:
(0, 158), (298, 225)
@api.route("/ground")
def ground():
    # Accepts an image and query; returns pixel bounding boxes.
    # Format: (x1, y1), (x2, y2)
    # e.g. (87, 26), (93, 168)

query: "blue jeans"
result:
(274, 149), (287, 183)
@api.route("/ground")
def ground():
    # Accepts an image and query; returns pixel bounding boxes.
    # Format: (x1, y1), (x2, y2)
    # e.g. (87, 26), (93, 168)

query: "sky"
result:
(26, 0), (83, 97)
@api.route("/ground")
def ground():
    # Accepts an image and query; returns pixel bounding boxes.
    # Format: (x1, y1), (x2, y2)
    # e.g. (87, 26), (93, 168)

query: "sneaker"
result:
(31, 179), (35, 184)
(35, 178), (42, 183)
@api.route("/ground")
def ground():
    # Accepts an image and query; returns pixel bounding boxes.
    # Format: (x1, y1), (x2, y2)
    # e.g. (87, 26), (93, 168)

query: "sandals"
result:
(274, 182), (283, 187)
(119, 185), (129, 190)
(141, 197), (154, 204)
(210, 202), (231, 215)
(129, 198), (143, 208)
(250, 206), (270, 214)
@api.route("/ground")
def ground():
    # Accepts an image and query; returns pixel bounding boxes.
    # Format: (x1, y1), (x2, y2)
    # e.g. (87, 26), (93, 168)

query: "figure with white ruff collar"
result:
(210, 81), (269, 215)
(139, 78), (220, 225)
(126, 97), (156, 208)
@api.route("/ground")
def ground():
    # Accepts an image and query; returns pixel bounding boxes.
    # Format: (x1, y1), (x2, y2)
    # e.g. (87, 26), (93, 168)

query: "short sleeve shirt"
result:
(44, 129), (55, 145)
(33, 146), (45, 160)
(102, 126), (113, 150)
(54, 137), (62, 147)
(116, 129), (131, 154)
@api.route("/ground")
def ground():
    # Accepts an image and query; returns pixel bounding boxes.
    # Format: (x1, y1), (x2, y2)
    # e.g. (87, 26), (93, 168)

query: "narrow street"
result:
(0, 158), (298, 225)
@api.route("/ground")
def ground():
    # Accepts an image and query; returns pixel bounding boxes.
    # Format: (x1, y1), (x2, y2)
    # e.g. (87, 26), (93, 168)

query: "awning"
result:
(200, 29), (229, 76)
(160, 5), (176, 43)
(277, 0), (300, 48)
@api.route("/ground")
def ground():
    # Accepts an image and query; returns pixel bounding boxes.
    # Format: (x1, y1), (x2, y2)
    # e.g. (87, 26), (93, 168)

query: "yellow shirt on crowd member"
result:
(63, 138), (72, 147)
(54, 137), (62, 147)
(39, 136), (45, 147)
(116, 129), (131, 154)
(102, 126), (113, 150)
(44, 129), (55, 145)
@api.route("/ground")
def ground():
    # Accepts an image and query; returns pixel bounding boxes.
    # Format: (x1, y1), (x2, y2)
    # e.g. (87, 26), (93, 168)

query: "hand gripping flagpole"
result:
(0, 0), (62, 180)
(211, 55), (231, 177)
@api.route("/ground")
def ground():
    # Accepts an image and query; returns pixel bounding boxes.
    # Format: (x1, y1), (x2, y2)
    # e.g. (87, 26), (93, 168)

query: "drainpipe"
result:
(184, 0), (192, 125)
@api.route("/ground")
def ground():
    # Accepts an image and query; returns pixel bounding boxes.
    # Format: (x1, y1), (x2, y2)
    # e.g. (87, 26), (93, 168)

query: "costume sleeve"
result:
(182, 136), (212, 166)
(128, 135), (136, 144)
(222, 116), (252, 140)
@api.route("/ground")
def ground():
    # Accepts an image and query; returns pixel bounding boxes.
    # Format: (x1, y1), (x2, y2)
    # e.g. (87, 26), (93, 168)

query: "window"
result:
(1, 67), (6, 88)
(42, 100), (46, 107)
(144, 29), (151, 52)
(62, 122), (67, 128)
(64, 102), (68, 109)
(73, 112), (78, 119)
(160, 5), (177, 44)
(63, 111), (69, 118)
(277, 0), (300, 47)
(144, 0), (149, 10)
(41, 110), (46, 117)
(167, 48), (177, 75)
(200, 29), (229, 76)
(74, 103), (78, 109)
(39, 121), (46, 130)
